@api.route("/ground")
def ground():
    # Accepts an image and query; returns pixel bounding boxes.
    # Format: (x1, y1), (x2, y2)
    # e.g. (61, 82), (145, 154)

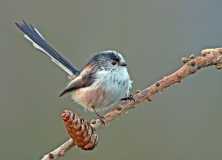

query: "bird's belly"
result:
(72, 81), (128, 112)
(72, 86), (104, 112)
(72, 87), (117, 112)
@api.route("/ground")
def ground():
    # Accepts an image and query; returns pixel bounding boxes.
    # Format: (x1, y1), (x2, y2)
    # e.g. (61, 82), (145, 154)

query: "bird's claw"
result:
(121, 94), (135, 102)
(93, 108), (106, 125)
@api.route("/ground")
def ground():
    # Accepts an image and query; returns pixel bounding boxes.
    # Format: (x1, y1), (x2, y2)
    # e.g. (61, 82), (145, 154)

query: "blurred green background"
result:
(1, 0), (222, 159)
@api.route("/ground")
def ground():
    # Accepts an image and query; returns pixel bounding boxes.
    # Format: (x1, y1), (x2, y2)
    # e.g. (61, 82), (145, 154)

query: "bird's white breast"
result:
(72, 67), (132, 112)
(94, 67), (132, 110)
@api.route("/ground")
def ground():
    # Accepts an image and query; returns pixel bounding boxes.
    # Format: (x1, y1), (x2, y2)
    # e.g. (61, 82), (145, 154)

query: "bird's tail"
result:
(15, 20), (80, 76)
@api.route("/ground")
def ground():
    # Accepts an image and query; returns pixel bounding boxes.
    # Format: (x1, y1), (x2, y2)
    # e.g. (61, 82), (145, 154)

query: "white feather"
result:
(34, 27), (46, 40)
(94, 67), (132, 111)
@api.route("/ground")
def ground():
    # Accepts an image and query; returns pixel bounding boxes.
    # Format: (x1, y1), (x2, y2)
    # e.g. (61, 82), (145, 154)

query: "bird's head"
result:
(85, 50), (127, 71)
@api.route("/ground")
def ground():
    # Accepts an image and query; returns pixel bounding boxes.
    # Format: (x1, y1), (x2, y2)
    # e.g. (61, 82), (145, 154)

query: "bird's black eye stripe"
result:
(110, 53), (120, 65)
(110, 53), (120, 62)
(88, 51), (121, 67)
(113, 57), (120, 62)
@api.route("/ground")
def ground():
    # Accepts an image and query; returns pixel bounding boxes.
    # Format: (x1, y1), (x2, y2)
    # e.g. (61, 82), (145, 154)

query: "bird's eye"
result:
(112, 61), (117, 65)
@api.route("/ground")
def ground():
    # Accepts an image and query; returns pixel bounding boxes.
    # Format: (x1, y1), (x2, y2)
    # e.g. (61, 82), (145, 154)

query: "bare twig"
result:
(41, 138), (74, 160)
(41, 48), (222, 160)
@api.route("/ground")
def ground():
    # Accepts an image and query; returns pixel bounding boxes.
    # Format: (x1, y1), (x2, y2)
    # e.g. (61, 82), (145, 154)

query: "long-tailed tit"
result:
(15, 21), (133, 119)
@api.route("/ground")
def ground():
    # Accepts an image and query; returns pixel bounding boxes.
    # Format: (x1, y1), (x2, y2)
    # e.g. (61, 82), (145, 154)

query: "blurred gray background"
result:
(1, 0), (222, 159)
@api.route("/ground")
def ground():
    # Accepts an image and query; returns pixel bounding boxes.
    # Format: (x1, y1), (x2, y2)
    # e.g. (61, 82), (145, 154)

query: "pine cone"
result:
(61, 110), (98, 150)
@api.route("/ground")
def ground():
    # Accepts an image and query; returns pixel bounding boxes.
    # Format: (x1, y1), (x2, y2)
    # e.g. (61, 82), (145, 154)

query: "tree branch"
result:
(41, 48), (222, 160)
(41, 138), (74, 160)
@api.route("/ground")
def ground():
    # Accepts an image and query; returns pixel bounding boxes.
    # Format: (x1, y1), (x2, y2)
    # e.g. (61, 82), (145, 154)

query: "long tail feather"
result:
(15, 20), (80, 76)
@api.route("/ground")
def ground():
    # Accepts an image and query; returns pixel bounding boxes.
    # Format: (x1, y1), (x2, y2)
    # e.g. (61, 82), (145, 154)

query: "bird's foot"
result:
(93, 108), (106, 125)
(121, 94), (135, 102)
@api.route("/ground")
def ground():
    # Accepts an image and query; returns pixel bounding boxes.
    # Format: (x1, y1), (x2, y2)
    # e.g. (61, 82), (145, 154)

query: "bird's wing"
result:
(59, 64), (96, 96)
(15, 20), (80, 77)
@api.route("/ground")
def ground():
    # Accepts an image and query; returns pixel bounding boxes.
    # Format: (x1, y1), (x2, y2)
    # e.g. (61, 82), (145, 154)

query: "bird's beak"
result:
(120, 61), (127, 66)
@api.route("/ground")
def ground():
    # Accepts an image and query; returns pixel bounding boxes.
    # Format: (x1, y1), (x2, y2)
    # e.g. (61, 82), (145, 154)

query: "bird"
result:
(15, 20), (133, 119)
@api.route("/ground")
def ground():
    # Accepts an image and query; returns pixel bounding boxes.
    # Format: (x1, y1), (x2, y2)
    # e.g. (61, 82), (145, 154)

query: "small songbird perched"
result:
(15, 20), (133, 119)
